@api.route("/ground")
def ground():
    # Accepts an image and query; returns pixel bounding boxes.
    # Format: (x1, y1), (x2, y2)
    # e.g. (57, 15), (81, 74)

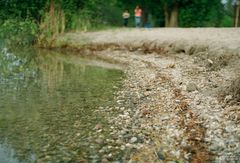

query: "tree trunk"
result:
(169, 4), (178, 27)
(235, 1), (240, 27)
(164, 3), (179, 27)
(164, 4), (170, 27)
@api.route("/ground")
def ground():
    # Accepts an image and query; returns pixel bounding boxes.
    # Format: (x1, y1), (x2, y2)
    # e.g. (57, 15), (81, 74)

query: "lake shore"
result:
(53, 28), (240, 162)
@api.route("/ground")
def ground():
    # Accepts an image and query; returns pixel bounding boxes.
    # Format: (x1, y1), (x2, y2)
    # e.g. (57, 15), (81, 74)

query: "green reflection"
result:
(0, 48), (123, 162)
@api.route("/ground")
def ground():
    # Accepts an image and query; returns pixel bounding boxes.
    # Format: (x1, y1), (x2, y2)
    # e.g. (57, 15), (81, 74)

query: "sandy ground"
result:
(55, 28), (240, 162)
(58, 28), (240, 51)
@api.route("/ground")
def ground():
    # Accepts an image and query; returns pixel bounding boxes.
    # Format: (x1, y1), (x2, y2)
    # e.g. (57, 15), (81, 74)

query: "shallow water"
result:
(0, 48), (124, 162)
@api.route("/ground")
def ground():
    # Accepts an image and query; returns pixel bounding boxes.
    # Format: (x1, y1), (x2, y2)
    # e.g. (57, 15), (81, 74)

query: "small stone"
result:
(207, 59), (213, 65)
(102, 158), (109, 163)
(175, 100), (181, 103)
(130, 137), (138, 143)
(120, 130), (126, 135)
(186, 83), (198, 92)
(160, 116), (170, 121)
(120, 145), (126, 150)
(124, 111), (129, 116)
(224, 95), (233, 103)
(156, 152), (165, 160)
(95, 124), (102, 130)
(120, 107), (125, 111)
(184, 153), (191, 160)
(142, 109), (151, 116)
(116, 139), (123, 145)
(144, 91), (150, 96)
(126, 143), (132, 148)
(107, 153), (113, 158)
(95, 138), (104, 144)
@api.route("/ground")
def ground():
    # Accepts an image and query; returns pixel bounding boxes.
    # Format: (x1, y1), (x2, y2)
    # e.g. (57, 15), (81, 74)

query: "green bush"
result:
(0, 19), (38, 47)
(220, 15), (233, 27)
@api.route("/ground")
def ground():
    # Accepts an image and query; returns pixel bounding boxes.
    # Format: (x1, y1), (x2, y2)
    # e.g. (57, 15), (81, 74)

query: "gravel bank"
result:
(55, 28), (240, 162)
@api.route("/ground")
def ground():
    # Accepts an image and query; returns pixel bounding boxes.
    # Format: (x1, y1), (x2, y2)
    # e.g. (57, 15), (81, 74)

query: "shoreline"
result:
(52, 28), (240, 162)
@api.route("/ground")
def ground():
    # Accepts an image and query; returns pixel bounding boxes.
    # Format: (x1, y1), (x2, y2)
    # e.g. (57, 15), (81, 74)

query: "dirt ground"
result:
(55, 28), (240, 162)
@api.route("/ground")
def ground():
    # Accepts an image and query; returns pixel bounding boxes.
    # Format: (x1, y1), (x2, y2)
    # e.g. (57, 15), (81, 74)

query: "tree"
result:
(0, 0), (230, 30)
(161, 0), (224, 27)
(160, 0), (181, 27)
(234, 0), (240, 27)
(119, 0), (224, 27)
(179, 0), (224, 27)
(0, 0), (47, 22)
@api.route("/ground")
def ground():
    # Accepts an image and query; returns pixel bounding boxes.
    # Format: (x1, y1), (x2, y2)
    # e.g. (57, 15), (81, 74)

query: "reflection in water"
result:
(0, 48), (124, 162)
(0, 144), (21, 163)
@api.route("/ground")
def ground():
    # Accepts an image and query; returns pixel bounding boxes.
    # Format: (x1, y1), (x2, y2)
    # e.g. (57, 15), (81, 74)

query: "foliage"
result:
(220, 0), (235, 26)
(0, 0), (47, 22)
(36, 0), (123, 46)
(179, 0), (224, 27)
(220, 15), (234, 26)
(64, 0), (122, 30)
(0, 0), (237, 29)
(0, 19), (38, 47)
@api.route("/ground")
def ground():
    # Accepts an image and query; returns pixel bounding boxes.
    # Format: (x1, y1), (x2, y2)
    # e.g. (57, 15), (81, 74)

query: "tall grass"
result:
(37, 1), (65, 47)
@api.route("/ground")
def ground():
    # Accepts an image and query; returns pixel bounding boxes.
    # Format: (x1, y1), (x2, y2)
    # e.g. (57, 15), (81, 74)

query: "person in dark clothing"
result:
(122, 9), (130, 27)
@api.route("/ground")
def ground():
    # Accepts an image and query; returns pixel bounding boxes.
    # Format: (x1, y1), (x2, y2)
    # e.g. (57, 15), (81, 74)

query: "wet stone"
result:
(157, 151), (165, 161)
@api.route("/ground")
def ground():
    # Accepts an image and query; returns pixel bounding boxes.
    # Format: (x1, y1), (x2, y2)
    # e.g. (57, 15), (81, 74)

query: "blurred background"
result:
(0, 0), (239, 47)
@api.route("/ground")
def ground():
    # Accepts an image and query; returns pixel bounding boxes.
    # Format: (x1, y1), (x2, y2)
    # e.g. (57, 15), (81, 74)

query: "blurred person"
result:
(134, 6), (142, 27)
(122, 9), (130, 27)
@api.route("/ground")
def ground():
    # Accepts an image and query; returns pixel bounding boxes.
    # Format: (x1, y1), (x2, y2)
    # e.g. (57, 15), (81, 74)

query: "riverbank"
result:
(54, 28), (240, 162)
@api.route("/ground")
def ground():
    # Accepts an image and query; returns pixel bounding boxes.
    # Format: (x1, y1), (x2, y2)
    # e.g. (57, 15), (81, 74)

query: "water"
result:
(0, 48), (124, 162)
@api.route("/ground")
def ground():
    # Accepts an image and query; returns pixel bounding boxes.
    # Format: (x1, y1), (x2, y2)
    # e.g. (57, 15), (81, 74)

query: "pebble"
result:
(95, 124), (102, 130)
(54, 47), (240, 162)
(102, 158), (109, 163)
(107, 153), (113, 158)
(120, 107), (125, 111)
(129, 137), (138, 144)
(120, 145), (126, 150)
(207, 59), (214, 65)
(95, 138), (104, 144)
(186, 83), (198, 92)
(125, 143), (132, 148)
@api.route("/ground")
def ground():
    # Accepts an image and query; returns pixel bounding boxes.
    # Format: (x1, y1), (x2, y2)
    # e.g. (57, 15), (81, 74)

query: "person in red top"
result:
(134, 5), (142, 27)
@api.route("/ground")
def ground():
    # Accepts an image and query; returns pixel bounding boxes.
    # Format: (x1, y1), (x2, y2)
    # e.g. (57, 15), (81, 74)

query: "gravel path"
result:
(55, 28), (240, 162)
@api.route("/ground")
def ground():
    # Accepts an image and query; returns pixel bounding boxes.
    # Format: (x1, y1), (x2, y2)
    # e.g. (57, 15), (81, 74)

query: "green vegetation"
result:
(0, 19), (38, 47)
(0, 0), (239, 47)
